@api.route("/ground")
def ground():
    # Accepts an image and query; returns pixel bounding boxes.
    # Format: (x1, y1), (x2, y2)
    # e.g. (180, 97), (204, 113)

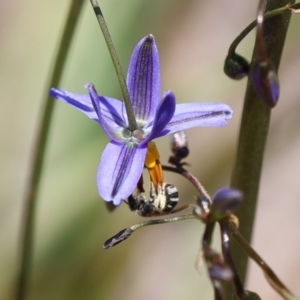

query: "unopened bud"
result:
(224, 53), (250, 80)
(103, 228), (133, 249)
(251, 60), (279, 108)
(170, 131), (189, 160)
(233, 290), (262, 300)
(211, 188), (243, 219)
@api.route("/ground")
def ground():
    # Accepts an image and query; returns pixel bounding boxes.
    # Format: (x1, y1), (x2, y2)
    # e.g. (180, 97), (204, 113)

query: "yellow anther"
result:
(144, 142), (164, 187)
(145, 150), (156, 169)
(148, 141), (160, 160)
(145, 141), (160, 169)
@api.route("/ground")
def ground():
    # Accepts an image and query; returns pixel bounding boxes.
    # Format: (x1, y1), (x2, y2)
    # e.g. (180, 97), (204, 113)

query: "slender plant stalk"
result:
(163, 163), (296, 298)
(103, 214), (196, 249)
(230, 0), (295, 283)
(202, 223), (224, 299)
(15, 2), (85, 299)
(229, 222), (299, 300)
(89, 0), (137, 131)
(162, 165), (211, 202)
(228, 2), (300, 57)
(220, 221), (246, 299)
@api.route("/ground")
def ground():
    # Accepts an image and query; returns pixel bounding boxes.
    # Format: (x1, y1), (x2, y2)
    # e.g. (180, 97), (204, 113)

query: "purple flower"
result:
(50, 35), (233, 206)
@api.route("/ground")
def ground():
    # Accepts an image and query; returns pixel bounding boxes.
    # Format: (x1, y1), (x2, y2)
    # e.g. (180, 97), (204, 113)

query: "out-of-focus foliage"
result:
(0, 1), (300, 299)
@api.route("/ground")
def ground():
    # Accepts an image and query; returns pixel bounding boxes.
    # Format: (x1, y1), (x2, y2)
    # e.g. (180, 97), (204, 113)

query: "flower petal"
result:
(86, 84), (126, 141)
(50, 87), (126, 128)
(159, 102), (233, 136)
(50, 88), (97, 119)
(126, 35), (160, 123)
(143, 91), (176, 143)
(97, 141), (147, 206)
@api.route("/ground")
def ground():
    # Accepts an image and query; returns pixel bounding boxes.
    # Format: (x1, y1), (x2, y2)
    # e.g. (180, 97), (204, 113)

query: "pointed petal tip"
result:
(112, 198), (123, 206)
(85, 83), (99, 112)
(216, 104), (233, 122)
(163, 90), (175, 98)
(85, 82), (93, 90)
(145, 34), (154, 41)
(49, 87), (62, 97)
(101, 196), (123, 206)
(144, 34), (156, 48)
(225, 106), (233, 119)
(138, 34), (156, 46)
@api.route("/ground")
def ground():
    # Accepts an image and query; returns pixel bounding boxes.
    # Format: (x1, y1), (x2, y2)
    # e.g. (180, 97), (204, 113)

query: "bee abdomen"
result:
(163, 183), (179, 212)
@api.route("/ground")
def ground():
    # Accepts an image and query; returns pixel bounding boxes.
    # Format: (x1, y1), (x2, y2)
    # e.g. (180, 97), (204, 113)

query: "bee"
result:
(128, 181), (179, 217)
(128, 141), (180, 216)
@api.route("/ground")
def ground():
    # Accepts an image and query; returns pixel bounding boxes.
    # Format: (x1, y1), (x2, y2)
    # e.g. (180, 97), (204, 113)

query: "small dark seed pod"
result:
(224, 53), (250, 80)
(170, 130), (189, 160)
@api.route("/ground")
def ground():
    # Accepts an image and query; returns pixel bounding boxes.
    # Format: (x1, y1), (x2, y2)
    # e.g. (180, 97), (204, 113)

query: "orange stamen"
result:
(145, 142), (164, 187)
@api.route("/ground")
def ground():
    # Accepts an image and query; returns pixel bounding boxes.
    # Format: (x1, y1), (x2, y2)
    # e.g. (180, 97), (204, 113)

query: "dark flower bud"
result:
(208, 261), (233, 281)
(103, 228), (133, 249)
(170, 131), (189, 160)
(211, 188), (243, 219)
(204, 246), (233, 281)
(251, 60), (279, 108)
(233, 290), (262, 300)
(224, 53), (250, 80)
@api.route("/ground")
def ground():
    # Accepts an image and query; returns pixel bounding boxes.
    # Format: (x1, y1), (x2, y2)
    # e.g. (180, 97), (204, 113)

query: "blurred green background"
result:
(1, 1), (300, 299)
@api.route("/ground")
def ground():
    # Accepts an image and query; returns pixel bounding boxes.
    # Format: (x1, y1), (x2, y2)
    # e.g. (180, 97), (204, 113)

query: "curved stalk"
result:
(228, 2), (300, 56)
(104, 213), (196, 249)
(15, 2), (85, 299)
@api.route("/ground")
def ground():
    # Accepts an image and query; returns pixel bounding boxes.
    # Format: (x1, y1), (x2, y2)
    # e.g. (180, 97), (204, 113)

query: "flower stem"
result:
(202, 223), (224, 299)
(162, 165), (211, 203)
(15, 2), (84, 299)
(229, 222), (299, 300)
(228, 2), (300, 57)
(89, 0), (138, 131)
(220, 220), (246, 299)
(230, 0), (295, 283)
(103, 213), (196, 249)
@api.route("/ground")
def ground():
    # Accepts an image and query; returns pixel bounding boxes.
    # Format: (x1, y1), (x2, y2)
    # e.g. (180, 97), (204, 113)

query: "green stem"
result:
(15, 2), (85, 299)
(89, 0), (138, 131)
(230, 0), (295, 283)
(103, 213), (196, 249)
(202, 223), (224, 300)
(228, 2), (300, 56)
(229, 222), (299, 300)
(220, 221), (246, 299)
